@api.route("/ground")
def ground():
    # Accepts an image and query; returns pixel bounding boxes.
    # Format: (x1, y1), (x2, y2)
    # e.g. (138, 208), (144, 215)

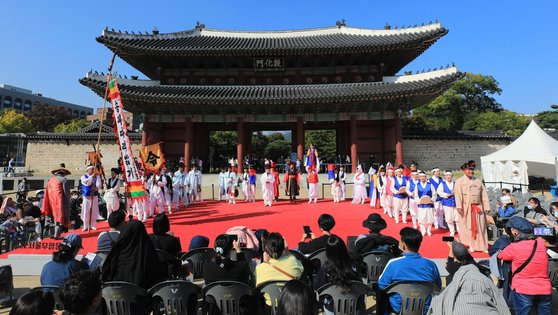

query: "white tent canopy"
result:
(481, 120), (558, 191)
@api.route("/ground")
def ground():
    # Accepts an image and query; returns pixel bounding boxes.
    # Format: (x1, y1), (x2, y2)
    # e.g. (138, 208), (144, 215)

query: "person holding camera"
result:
(497, 217), (552, 315)
(298, 214), (335, 254)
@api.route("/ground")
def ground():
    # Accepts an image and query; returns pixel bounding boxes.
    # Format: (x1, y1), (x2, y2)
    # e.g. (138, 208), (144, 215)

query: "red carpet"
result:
(2, 199), (489, 259)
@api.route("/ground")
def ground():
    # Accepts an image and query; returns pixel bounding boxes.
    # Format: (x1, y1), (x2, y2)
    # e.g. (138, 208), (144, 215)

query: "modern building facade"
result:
(81, 21), (463, 172)
(0, 84), (93, 118)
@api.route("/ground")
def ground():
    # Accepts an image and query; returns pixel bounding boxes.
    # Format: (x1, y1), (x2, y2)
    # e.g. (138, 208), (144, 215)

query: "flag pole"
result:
(88, 52), (117, 234)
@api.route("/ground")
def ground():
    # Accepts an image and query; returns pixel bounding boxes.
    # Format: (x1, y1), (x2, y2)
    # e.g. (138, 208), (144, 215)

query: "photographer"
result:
(497, 217), (552, 315)
(298, 214), (335, 254)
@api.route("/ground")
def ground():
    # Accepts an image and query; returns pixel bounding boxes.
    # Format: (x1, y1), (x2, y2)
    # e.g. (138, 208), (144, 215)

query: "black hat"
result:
(264, 164), (271, 170)
(110, 167), (120, 174)
(465, 160), (476, 170)
(362, 213), (387, 232)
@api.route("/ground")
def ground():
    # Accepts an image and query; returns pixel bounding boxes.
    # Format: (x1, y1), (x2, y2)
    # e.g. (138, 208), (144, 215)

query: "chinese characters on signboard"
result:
(254, 58), (284, 71)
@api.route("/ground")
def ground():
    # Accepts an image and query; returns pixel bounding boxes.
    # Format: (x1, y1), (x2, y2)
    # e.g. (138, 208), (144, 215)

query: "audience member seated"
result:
(297, 213), (335, 254)
(501, 188), (517, 207)
(97, 210), (126, 252)
(203, 234), (251, 285)
(429, 241), (510, 315)
(226, 225), (260, 251)
(523, 197), (547, 225)
(277, 280), (317, 315)
(20, 201), (43, 241)
(313, 235), (364, 315)
(9, 289), (56, 315)
(60, 270), (103, 315)
(354, 213), (402, 256)
(70, 191), (83, 230)
(41, 233), (88, 286)
(149, 213), (182, 257)
(497, 217), (553, 315)
(0, 197), (19, 218)
(445, 241), (487, 285)
(188, 235), (210, 251)
(540, 202), (558, 228)
(378, 227), (441, 315)
(102, 220), (164, 289)
(498, 196), (516, 218)
(256, 232), (304, 307)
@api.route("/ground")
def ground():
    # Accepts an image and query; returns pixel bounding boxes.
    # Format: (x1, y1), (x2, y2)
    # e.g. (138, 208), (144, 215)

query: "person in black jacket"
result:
(354, 213), (402, 257)
(298, 214), (335, 254)
(203, 234), (251, 285)
(149, 213), (182, 257)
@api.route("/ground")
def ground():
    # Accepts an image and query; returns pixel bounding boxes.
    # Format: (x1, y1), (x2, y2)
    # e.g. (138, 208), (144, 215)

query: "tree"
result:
(305, 130), (337, 162)
(25, 105), (74, 132)
(251, 131), (269, 159)
(462, 110), (530, 137)
(407, 73), (503, 130)
(264, 139), (291, 160)
(54, 119), (90, 133)
(0, 110), (34, 133)
(209, 131), (237, 168)
(535, 105), (558, 129)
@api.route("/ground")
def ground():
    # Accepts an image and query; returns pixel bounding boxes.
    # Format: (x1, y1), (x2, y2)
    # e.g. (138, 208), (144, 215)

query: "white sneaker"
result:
(91, 226), (97, 231)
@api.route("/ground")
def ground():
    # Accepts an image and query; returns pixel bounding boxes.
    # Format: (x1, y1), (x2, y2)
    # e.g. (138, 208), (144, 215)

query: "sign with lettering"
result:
(254, 58), (284, 71)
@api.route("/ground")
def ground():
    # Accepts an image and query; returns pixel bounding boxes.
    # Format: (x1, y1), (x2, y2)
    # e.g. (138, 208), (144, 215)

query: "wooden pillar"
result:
(237, 118), (244, 174)
(141, 120), (149, 148)
(395, 116), (403, 165)
(296, 117), (304, 162)
(184, 118), (192, 171)
(350, 115), (358, 172)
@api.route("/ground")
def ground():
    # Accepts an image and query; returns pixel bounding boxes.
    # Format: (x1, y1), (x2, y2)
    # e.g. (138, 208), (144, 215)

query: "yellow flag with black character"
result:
(140, 143), (165, 172)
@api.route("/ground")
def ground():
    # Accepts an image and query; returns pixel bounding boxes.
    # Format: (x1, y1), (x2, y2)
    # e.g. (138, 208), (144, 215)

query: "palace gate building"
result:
(80, 21), (462, 172)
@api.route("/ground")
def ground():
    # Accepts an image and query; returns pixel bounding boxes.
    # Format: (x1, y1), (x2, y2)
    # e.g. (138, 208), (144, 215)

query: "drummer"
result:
(413, 171), (437, 236)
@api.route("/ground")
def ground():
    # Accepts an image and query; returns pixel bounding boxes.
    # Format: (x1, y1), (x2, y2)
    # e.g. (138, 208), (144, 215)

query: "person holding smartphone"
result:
(298, 214), (335, 254)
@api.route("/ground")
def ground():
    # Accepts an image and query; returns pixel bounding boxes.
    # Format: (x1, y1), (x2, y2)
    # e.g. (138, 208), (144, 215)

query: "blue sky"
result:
(1, 1), (556, 114)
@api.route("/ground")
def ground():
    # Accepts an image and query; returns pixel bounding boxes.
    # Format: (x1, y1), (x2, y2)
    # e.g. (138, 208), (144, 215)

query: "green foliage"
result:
(209, 131), (237, 167)
(251, 131), (269, 159)
(0, 110), (34, 133)
(25, 104), (74, 132)
(462, 111), (530, 137)
(305, 130), (336, 162)
(406, 73), (503, 130)
(53, 119), (90, 133)
(535, 105), (558, 129)
(264, 139), (291, 159)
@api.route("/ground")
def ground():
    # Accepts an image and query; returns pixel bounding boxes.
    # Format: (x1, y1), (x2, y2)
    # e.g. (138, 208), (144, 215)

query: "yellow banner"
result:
(139, 143), (165, 172)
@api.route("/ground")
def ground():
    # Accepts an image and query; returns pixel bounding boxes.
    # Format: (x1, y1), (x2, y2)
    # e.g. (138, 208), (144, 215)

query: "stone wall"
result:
(26, 139), (142, 176)
(403, 139), (509, 170)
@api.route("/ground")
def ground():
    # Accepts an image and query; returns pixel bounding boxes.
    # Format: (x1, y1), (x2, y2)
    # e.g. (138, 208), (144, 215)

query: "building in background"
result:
(87, 108), (139, 131)
(0, 84), (93, 118)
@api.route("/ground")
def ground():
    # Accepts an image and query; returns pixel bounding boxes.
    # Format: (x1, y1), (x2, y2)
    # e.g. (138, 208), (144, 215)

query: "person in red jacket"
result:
(271, 161), (280, 201)
(307, 166), (319, 204)
(42, 164), (71, 239)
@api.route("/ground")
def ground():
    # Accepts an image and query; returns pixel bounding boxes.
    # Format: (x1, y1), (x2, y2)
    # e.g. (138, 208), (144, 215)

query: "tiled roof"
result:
(26, 121), (141, 141)
(79, 67), (462, 113)
(403, 129), (513, 140)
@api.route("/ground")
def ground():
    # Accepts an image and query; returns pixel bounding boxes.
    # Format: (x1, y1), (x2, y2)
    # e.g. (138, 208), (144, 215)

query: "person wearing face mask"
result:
(497, 217), (553, 315)
(540, 202), (558, 228)
(523, 197), (547, 225)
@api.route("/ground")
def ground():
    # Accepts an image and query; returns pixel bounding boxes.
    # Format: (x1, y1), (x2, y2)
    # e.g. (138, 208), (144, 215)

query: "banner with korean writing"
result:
(86, 150), (104, 176)
(108, 78), (147, 201)
(139, 143), (165, 172)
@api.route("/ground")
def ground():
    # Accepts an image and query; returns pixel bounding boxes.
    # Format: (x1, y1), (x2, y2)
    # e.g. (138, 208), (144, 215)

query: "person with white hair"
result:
(81, 165), (102, 231)
(406, 170), (420, 229)
(414, 171), (437, 236)
(390, 168), (409, 224)
(437, 171), (459, 236)
(352, 165), (367, 204)
(429, 168), (444, 229)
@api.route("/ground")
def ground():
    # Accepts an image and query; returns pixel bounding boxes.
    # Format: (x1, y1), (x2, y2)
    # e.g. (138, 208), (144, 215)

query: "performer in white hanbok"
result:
(414, 171), (437, 236)
(383, 168), (395, 218)
(437, 170), (459, 236)
(352, 165), (367, 204)
(163, 170), (173, 214)
(81, 165), (102, 231)
(261, 166), (275, 206)
(148, 169), (168, 214)
(171, 169), (183, 210)
(338, 165), (347, 200)
(429, 168), (444, 229)
(377, 166), (387, 209)
(188, 164), (202, 203)
(104, 168), (121, 213)
(226, 166), (237, 204)
(390, 168), (409, 224)
(241, 168), (250, 201)
(218, 167), (227, 201)
(406, 171), (420, 229)
(307, 166), (319, 204)
(175, 165), (188, 207)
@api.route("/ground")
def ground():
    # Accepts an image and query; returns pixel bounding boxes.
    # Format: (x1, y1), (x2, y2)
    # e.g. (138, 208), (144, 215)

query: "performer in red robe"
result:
(271, 161), (280, 201)
(42, 164), (71, 238)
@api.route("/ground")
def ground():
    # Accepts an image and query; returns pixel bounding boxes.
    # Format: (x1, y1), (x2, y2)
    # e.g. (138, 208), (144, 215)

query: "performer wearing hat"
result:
(390, 168), (409, 224)
(241, 168), (250, 201)
(352, 165), (367, 204)
(147, 169), (168, 215)
(188, 164), (202, 203)
(377, 166), (387, 210)
(248, 165), (257, 202)
(104, 168), (121, 214)
(413, 171), (437, 236)
(261, 165), (275, 206)
(171, 167), (184, 210)
(368, 165), (379, 208)
(217, 166), (227, 202)
(271, 161), (280, 202)
(454, 161), (490, 252)
(284, 162), (300, 203)
(383, 168), (395, 217)
(406, 170), (420, 229)
(42, 163), (71, 238)
(437, 171), (459, 236)
(226, 166), (237, 204)
(307, 166), (319, 204)
(305, 143), (320, 171)
(338, 165), (347, 200)
(429, 168), (445, 229)
(81, 165), (102, 231)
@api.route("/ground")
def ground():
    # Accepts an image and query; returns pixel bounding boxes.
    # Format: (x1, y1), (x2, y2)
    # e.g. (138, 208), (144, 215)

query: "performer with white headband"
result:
(414, 171), (437, 236)
(81, 165), (102, 231)
(104, 168), (121, 213)
(406, 170), (420, 229)
(390, 168), (409, 224)
(437, 170), (459, 236)
(429, 168), (444, 229)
